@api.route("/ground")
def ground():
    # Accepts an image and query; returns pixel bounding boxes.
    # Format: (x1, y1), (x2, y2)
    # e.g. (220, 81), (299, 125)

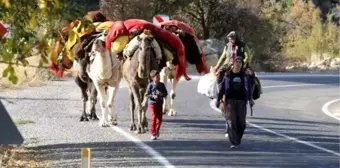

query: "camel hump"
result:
(123, 36), (140, 58)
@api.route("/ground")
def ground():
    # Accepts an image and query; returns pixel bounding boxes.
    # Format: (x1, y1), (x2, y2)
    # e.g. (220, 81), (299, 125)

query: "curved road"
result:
(0, 73), (339, 168)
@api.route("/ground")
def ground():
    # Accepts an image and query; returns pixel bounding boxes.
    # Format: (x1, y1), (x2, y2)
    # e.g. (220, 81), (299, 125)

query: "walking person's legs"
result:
(235, 100), (247, 142)
(155, 104), (163, 137)
(222, 97), (230, 138)
(224, 121), (229, 137)
(227, 99), (242, 148)
(149, 104), (157, 140)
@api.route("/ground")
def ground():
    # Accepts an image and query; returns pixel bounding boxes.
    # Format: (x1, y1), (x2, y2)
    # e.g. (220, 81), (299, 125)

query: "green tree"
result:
(100, 0), (191, 21)
(0, 0), (87, 84)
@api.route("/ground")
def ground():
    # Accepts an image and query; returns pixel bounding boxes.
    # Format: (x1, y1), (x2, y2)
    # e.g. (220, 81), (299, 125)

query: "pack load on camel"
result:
(157, 20), (208, 75)
(49, 10), (112, 77)
(105, 19), (209, 81)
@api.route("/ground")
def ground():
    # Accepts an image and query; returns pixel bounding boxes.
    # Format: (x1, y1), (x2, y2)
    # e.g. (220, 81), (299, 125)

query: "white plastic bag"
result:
(197, 72), (218, 99)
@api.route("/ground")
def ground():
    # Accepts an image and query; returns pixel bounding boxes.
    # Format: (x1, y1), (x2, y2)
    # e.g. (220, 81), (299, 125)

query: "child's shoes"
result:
(151, 135), (157, 140)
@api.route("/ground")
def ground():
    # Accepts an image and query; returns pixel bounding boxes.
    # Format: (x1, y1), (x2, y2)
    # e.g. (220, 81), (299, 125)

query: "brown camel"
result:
(122, 32), (161, 134)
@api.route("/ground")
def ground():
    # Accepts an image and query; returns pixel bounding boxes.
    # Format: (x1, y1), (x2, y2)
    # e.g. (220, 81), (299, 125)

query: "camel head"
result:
(92, 36), (107, 54)
(136, 33), (154, 79)
(77, 36), (107, 82)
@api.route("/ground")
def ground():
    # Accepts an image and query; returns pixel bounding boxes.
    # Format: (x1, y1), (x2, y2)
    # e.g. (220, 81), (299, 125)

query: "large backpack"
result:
(252, 76), (262, 100)
(222, 68), (263, 101)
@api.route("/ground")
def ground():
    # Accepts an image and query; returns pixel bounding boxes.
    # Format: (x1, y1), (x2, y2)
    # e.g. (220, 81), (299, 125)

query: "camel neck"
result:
(96, 50), (114, 80)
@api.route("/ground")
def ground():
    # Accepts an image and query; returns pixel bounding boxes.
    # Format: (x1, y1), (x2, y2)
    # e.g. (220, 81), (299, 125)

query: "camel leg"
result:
(130, 84), (144, 134)
(107, 85), (119, 126)
(168, 78), (179, 116)
(128, 85), (137, 131)
(95, 83), (110, 127)
(89, 83), (99, 120)
(75, 76), (89, 121)
(160, 68), (169, 114)
(139, 87), (148, 131)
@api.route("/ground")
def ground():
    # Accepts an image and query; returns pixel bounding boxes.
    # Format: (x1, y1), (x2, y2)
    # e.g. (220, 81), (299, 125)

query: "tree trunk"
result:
(202, 23), (210, 39)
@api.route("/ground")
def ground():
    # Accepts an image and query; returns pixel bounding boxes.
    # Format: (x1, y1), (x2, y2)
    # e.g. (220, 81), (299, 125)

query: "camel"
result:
(159, 23), (209, 117)
(51, 11), (110, 122)
(74, 73), (99, 121)
(71, 42), (99, 122)
(122, 30), (162, 134)
(159, 63), (178, 116)
(86, 35), (122, 127)
(55, 41), (100, 122)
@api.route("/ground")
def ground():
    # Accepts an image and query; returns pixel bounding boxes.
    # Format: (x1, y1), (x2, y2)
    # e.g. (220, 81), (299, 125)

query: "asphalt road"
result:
(0, 73), (339, 168)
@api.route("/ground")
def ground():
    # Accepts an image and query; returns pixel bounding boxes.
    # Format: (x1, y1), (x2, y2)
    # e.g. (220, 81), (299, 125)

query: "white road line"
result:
(262, 84), (324, 88)
(322, 99), (340, 121)
(111, 76), (201, 167)
(209, 84), (340, 157)
(112, 126), (175, 168)
(246, 122), (340, 157)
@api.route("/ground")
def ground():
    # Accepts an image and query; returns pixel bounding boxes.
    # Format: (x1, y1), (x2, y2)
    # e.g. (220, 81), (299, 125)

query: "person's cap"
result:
(150, 70), (159, 77)
(234, 56), (243, 62)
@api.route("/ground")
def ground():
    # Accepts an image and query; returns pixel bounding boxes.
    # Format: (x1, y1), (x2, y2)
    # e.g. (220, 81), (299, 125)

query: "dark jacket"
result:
(144, 82), (168, 105)
(231, 41), (246, 60)
(217, 70), (252, 105)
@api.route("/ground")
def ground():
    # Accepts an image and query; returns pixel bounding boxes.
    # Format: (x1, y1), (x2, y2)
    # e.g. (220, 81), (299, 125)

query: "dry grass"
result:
(0, 146), (49, 168)
(0, 55), (76, 91)
(14, 120), (35, 126)
(0, 56), (51, 90)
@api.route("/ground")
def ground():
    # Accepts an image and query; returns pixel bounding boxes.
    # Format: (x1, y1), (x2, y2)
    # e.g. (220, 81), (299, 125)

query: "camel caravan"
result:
(48, 10), (261, 134)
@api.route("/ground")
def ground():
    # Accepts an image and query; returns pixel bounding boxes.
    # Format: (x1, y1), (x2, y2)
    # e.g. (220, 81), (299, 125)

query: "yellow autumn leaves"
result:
(0, 0), (54, 9)
(28, 7), (38, 29)
(0, 0), (67, 84)
(283, 0), (340, 59)
(38, 0), (61, 9)
(1, 0), (10, 8)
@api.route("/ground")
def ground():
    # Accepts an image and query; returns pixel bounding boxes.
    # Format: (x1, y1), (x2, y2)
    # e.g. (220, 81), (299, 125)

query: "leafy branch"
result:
(0, 0), (87, 84)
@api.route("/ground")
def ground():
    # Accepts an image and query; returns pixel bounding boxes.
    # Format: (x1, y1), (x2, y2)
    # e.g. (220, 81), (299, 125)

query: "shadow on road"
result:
(27, 141), (161, 167)
(26, 117), (340, 168)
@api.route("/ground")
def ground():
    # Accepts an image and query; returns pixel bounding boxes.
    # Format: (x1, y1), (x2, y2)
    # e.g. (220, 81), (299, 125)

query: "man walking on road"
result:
(215, 56), (253, 148)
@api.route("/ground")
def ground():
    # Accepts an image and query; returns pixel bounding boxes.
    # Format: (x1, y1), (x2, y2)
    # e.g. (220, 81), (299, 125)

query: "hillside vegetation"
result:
(101, 0), (340, 71)
(1, 0), (339, 86)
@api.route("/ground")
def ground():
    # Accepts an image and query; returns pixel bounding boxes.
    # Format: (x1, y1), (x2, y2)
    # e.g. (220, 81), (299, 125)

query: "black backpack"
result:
(252, 76), (262, 100)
